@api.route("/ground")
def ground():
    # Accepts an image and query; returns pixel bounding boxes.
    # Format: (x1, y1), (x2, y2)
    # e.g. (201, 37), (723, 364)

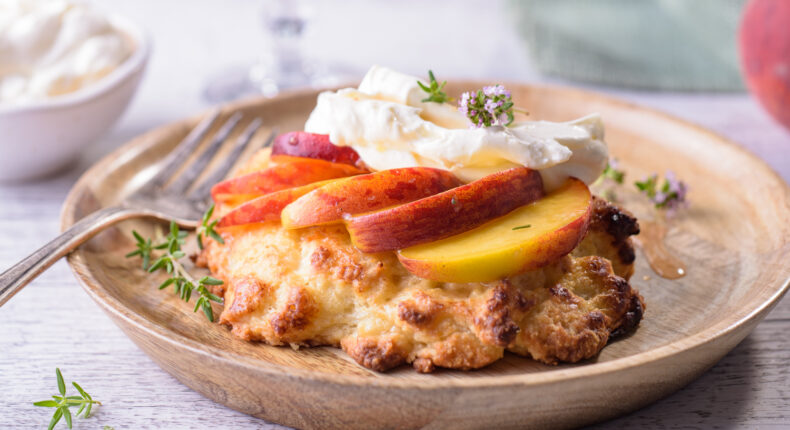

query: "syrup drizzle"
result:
(634, 220), (687, 279)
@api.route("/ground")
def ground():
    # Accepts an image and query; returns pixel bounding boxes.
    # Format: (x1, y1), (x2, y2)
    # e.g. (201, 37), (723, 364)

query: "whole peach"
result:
(739, 0), (790, 131)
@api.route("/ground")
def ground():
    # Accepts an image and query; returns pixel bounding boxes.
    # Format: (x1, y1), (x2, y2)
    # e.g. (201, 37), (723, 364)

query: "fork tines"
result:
(147, 110), (266, 203)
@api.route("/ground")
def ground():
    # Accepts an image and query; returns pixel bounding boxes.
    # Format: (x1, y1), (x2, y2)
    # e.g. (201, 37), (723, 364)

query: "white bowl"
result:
(0, 15), (150, 182)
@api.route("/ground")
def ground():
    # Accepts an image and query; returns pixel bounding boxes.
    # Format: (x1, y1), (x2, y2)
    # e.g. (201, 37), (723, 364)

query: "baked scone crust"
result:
(202, 158), (644, 372)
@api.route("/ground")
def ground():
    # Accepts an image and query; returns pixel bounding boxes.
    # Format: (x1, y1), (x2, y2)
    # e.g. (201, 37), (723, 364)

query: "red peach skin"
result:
(211, 155), (366, 202)
(218, 179), (338, 228)
(281, 167), (462, 229)
(272, 132), (362, 166)
(345, 167), (544, 253)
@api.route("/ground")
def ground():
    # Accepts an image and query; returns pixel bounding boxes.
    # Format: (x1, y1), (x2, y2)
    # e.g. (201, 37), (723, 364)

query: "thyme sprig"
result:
(127, 230), (154, 269)
(602, 161), (625, 184)
(196, 203), (224, 250)
(418, 70), (527, 128)
(417, 70), (452, 104)
(597, 159), (626, 202)
(34, 368), (101, 430)
(635, 170), (689, 212)
(459, 85), (518, 127)
(596, 159), (689, 213)
(126, 205), (224, 321)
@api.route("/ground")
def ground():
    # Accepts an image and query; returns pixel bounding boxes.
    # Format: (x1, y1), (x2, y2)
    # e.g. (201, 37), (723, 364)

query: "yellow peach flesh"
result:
(397, 179), (592, 283)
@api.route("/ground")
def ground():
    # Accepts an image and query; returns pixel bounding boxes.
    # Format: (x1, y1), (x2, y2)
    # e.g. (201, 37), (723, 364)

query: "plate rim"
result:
(62, 83), (790, 390)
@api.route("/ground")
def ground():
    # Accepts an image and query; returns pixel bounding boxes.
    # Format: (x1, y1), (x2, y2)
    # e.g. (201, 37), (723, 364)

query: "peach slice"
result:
(397, 178), (592, 283)
(217, 179), (339, 228)
(211, 155), (366, 202)
(281, 167), (462, 229)
(272, 131), (362, 167)
(345, 167), (544, 253)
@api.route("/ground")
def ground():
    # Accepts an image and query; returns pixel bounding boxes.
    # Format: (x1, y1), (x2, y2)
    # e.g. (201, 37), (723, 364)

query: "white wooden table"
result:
(2, 1), (788, 428)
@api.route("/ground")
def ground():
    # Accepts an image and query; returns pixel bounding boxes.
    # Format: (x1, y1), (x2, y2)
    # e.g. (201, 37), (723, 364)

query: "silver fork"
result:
(0, 110), (271, 306)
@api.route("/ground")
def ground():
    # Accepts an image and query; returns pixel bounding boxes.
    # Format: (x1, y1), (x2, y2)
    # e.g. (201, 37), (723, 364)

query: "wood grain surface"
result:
(3, 0), (790, 425)
(42, 84), (790, 429)
(1, 91), (788, 429)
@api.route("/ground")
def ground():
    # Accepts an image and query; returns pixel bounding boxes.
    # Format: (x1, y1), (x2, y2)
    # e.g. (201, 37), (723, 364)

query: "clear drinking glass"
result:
(203, 0), (345, 102)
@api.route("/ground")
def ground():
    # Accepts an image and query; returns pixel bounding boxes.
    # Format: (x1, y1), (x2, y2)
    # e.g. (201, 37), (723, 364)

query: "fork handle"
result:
(0, 205), (138, 307)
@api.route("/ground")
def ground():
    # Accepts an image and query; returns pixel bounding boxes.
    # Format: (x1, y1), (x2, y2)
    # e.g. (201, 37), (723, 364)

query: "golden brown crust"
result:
(270, 287), (318, 341)
(572, 196), (639, 279)
(204, 153), (644, 372)
(507, 255), (644, 364)
(341, 337), (408, 372)
(398, 291), (444, 329)
(218, 277), (269, 341)
(418, 332), (504, 370)
(473, 282), (532, 347)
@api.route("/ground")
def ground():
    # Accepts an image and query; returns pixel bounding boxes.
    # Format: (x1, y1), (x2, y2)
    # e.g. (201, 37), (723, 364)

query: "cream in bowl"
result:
(0, 0), (134, 103)
(0, 0), (148, 181)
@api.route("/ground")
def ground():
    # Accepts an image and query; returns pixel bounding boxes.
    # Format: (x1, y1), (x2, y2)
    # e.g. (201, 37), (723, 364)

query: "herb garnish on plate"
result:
(417, 70), (527, 128)
(126, 204), (224, 321)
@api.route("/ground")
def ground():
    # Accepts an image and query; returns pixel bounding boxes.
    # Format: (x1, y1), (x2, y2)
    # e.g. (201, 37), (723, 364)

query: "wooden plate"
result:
(61, 83), (790, 429)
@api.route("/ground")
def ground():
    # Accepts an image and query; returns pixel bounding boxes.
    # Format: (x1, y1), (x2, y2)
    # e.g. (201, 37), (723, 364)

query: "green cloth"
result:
(508, 0), (746, 91)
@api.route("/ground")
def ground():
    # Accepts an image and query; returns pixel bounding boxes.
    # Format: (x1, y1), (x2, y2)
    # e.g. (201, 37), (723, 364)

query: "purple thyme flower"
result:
(484, 99), (498, 114)
(665, 171), (688, 201)
(653, 191), (668, 205)
(458, 84), (516, 128)
(458, 92), (472, 115)
(662, 170), (689, 213)
(635, 170), (689, 214)
(483, 84), (510, 98)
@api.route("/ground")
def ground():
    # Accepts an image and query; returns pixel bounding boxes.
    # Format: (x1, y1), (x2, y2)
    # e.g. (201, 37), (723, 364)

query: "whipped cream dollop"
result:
(0, 0), (133, 103)
(305, 66), (608, 190)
